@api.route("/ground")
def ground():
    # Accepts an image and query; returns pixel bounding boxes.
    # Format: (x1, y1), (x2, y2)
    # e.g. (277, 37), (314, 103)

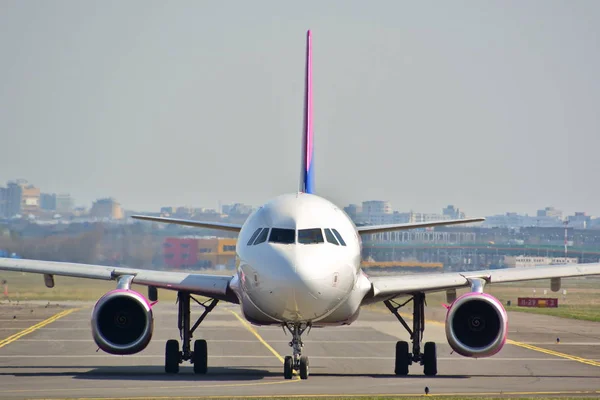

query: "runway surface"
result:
(0, 300), (599, 399)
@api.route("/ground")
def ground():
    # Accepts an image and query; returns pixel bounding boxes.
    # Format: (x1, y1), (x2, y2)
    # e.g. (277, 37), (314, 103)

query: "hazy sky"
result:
(1, 1), (599, 217)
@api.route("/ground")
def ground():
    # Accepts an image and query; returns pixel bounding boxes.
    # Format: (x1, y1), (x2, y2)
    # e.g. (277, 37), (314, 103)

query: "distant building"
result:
(0, 187), (6, 218)
(537, 206), (563, 220)
(90, 198), (124, 219)
(55, 194), (74, 213)
(222, 203), (253, 216)
(343, 204), (362, 221)
(20, 183), (40, 215)
(346, 200), (457, 226)
(72, 206), (88, 217)
(504, 255), (578, 268)
(568, 212), (592, 229)
(5, 180), (27, 217)
(175, 207), (193, 217)
(408, 212), (450, 223)
(362, 200), (392, 215)
(360, 201), (393, 225)
(160, 207), (175, 216)
(589, 218), (600, 229)
(483, 212), (563, 228)
(443, 205), (466, 220)
(164, 237), (237, 269)
(40, 193), (57, 211)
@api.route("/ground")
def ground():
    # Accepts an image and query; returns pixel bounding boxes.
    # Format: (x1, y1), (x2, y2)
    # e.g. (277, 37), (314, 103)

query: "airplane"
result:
(2, 30), (600, 380)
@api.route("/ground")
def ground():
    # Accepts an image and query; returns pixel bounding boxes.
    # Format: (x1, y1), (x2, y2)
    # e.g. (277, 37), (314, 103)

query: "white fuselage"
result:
(229, 193), (372, 326)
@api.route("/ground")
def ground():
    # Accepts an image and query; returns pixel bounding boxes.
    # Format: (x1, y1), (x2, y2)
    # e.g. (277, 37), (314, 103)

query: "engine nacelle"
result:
(445, 292), (507, 358)
(91, 289), (154, 355)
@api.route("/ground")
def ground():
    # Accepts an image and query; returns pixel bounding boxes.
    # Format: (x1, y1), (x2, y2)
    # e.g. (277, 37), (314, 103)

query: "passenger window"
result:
(332, 229), (346, 246)
(269, 228), (295, 244)
(298, 228), (324, 244)
(324, 228), (339, 245)
(253, 228), (269, 245)
(247, 228), (262, 245)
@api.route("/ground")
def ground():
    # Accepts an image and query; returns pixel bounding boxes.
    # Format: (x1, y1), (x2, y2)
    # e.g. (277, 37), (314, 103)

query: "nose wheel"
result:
(385, 293), (438, 376)
(283, 323), (310, 380)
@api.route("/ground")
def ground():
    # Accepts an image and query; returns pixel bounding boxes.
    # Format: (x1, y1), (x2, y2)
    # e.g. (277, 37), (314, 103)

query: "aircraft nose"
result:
(261, 246), (355, 321)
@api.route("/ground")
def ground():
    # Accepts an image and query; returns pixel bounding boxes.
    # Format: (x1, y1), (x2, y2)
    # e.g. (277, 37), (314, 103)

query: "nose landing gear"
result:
(283, 323), (310, 380)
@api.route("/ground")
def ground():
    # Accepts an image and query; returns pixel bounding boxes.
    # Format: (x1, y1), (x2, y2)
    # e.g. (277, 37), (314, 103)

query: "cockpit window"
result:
(324, 228), (339, 245)
(332, 229), (346, 246)
(269, 228), (295, 244)
(247, 228), (262, 245)
(298, 228), (324, 244)
(253, 228), (269, 245)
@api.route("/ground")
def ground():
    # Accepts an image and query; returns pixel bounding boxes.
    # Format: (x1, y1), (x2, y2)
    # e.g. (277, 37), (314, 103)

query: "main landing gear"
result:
(165, 291), (219, 374)
(384, 292), (437, 376)
(282, 323), (310, 380)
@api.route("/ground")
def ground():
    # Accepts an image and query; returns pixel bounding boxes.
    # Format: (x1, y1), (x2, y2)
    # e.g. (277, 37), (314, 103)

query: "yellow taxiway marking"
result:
(228, 310), (285, 363)
(373, 306), (600, 368)
(0, 308), (79, 349)
(7, 377), (305, 395)
(507, 339), (600, 367)
(229, 310), (302, 378)
(26, 389), (600, 399)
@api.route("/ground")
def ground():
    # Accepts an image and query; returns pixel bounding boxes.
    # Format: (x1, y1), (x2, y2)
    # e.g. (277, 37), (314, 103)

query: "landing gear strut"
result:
(384, 293), (437, 376)
(165, 291), (219, 374)
(283, 323), (310, 380)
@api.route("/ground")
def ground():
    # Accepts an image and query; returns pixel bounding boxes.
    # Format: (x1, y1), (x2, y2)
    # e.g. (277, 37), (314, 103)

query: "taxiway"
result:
(0, 300), (599, 399)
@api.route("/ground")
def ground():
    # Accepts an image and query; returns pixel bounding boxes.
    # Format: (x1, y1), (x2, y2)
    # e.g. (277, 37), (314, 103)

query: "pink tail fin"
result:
(299, 30), (314, 194)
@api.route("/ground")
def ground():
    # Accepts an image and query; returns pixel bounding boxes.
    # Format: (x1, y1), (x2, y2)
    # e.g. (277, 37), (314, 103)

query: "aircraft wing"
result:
(363, 262), (600, 304)
(357, 217), (485, 234)
(0, 258), (238, 303)
(131, 215), (242, 232)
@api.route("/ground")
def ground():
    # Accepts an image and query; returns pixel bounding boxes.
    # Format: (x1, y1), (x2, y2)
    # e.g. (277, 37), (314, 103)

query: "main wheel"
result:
(283, 356), (293, 379)
(193, 339), (208, 374)
(299, 355), (309, 380)
(395, 341), (410, 376)
(423, 342), (437, 376)
(165, 339), (180, 374)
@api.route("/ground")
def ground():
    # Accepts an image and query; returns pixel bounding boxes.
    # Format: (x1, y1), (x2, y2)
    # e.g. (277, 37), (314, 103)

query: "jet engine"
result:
(445, 292), (507, 358)
(91, 289), (154, 355)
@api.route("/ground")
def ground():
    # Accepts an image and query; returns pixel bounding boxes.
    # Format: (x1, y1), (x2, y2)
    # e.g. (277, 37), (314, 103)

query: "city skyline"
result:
(1, 177), (596, 229)
(1, 2), (600, 216)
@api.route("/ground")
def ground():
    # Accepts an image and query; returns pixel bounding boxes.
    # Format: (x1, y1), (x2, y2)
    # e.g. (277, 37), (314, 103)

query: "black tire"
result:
(423, 341), (438, 376)
(165, 339), (180, 374)
(299, 355), (309, 380)
(395, 341), (410, 376)
(283, 356), (293, 379)
(193, 339), (208, 374)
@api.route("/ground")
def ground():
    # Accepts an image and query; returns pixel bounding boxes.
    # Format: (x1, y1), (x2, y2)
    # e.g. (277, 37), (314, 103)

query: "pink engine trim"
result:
(95, 289), (154, 310)
(445, 291), (508, 357)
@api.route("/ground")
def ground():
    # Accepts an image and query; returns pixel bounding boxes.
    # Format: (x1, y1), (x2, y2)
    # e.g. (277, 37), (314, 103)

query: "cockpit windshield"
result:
(324, 228), (339, 245)
(253, 228), (269, 245)
(269, 228), (295, 244)
(332, 228), (346, 246)
(298, 228), (324, 244)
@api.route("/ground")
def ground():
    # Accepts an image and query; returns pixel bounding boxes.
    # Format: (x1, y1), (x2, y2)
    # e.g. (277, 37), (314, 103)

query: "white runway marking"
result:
(12, 339), (400, 343)
(11, 338), (600, 345)
(0, 355), (593, 361)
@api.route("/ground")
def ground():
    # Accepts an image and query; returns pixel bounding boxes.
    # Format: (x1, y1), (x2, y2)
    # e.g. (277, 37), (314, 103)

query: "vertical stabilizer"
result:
(300, 30), (315, 194)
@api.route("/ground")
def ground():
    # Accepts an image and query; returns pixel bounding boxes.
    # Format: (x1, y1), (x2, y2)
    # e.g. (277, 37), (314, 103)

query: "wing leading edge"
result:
(0, 258), (238, 303)
(131, 215), (242, 232)
(357, 217), (485, 234)
(363, 262), (600, 304)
